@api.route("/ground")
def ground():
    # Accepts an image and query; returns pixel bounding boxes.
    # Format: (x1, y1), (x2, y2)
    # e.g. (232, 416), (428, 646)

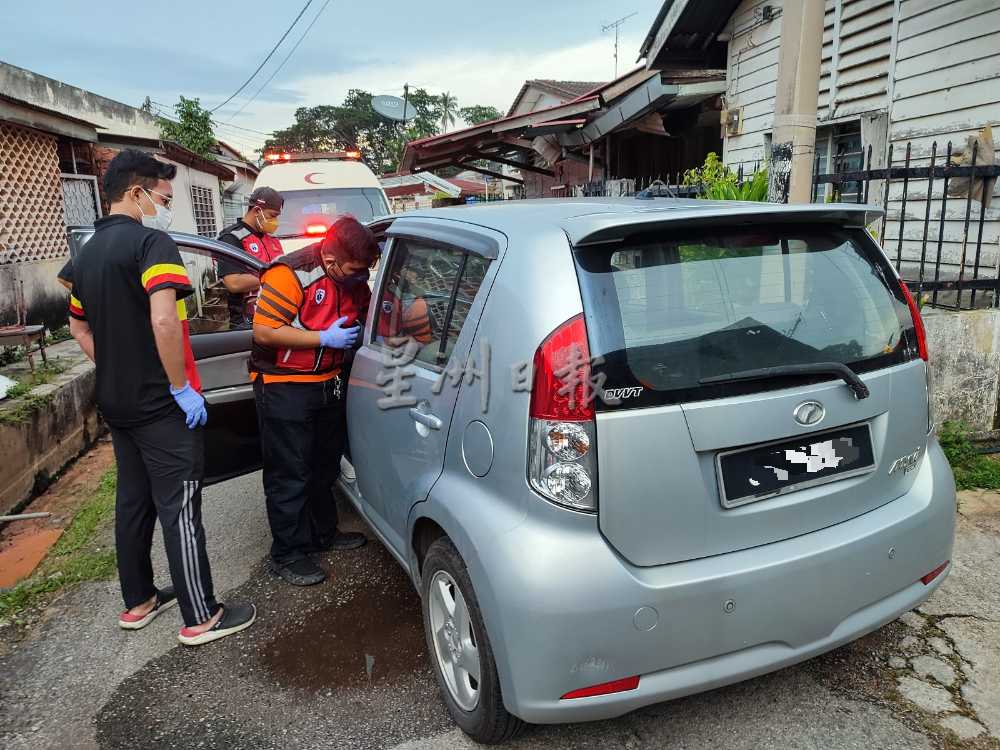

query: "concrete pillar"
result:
(768, 0), (826, 204)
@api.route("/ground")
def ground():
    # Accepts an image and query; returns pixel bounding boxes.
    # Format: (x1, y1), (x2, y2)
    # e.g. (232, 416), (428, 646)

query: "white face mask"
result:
(136, 189), (173, 232)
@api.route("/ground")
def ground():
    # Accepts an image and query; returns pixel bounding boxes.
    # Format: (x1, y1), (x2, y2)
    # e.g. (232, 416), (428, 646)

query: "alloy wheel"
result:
(428, 569), (481, 711)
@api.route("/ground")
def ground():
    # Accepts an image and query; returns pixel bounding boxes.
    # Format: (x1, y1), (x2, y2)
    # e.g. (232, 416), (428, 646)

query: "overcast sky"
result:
(7, 1), (664, 156)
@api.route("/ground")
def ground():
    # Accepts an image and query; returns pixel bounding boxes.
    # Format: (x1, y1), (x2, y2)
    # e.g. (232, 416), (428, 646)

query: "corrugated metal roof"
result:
(379, 172), (462, 197)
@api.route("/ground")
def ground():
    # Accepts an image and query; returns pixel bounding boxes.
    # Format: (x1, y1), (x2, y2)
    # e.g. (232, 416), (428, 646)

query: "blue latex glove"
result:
(170, 382), (208, 429)
(319, 316), (360, 349)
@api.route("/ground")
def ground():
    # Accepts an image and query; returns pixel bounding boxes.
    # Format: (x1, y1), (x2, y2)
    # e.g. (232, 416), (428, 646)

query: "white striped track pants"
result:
(108, 416), (219, 627)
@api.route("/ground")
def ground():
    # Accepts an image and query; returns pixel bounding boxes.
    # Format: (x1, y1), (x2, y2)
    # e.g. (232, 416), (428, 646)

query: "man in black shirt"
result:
(66, 149), (255, 646)
(217, 187), (285, 329)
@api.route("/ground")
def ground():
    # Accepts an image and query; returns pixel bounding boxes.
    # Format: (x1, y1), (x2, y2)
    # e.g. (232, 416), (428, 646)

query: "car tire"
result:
(421, 538), (526, 744)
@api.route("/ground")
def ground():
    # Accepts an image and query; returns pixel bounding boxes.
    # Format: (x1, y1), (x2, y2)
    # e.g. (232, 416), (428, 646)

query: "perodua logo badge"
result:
(793, 401), (825, 426)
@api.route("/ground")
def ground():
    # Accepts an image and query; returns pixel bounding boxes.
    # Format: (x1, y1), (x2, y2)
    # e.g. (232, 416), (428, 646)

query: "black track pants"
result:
(108, 415), (220, 628)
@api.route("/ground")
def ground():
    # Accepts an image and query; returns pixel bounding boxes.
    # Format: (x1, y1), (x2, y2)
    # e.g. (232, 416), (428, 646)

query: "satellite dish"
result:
(371, 95), (417, 122)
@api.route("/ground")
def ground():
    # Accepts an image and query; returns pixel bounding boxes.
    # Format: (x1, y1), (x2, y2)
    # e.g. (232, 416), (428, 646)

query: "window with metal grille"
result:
(812, 123), (863, 203)
(190, 185), (218, 237)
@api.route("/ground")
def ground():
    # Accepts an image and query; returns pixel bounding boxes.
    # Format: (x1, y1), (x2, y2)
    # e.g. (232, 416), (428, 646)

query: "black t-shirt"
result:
(217, 220), (262, 328)
(64, 215), (194, 427)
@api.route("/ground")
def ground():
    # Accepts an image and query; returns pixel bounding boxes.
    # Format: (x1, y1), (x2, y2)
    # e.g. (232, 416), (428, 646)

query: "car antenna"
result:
(635, 179), (673, 200)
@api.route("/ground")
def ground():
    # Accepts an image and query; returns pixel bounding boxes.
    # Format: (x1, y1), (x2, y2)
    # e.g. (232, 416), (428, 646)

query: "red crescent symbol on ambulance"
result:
(305, 172), (324, 185)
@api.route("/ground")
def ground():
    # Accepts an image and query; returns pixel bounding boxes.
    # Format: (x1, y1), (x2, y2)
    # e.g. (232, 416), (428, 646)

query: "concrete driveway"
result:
(1, 475), (998, 750)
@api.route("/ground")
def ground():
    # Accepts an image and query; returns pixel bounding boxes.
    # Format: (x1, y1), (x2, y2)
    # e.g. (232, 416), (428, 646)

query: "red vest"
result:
(249, 243), (371, 378)
(225, 223), (283, 263)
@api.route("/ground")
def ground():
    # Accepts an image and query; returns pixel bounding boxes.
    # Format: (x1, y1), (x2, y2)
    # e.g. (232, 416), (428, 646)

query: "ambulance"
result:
(253, 151), (391, 253)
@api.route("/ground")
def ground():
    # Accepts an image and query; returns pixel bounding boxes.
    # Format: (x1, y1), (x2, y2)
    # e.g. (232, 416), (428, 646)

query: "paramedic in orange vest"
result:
(217, 187), (285, 329)
(250, 214), (379, 586)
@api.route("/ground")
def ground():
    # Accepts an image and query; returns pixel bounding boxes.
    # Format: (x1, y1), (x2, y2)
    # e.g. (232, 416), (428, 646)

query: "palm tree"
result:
(438, 91), (459, 134)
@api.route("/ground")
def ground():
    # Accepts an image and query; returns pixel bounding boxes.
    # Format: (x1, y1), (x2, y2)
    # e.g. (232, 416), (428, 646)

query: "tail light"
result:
(900, 282), (928, 361)
(528, 314), (598, 512)
(899, 281), (933, 433)
(305, 223), (328, 236)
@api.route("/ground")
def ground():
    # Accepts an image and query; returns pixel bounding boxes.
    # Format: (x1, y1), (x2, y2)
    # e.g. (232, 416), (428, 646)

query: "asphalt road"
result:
(1, 472), (997, 750)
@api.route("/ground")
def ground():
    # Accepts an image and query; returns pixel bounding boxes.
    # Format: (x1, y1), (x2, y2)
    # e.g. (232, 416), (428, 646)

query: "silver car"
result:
(344, 199), (954, 742)
(92, 198), (954, 744)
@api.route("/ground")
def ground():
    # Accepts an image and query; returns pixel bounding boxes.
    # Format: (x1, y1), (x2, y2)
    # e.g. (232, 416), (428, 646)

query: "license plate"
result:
(717, 423), (876, 508)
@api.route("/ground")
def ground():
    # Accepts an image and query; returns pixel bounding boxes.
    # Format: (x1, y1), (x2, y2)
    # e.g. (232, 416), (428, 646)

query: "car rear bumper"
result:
(469, 440), (956, 724)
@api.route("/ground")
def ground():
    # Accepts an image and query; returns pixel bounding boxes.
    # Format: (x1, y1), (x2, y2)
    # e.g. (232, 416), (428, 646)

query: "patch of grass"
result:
(0, 467), (117, 624)
(938, 420), (1000, 490)
(0, 345), (25, 367)
(0, 358), (74, 426)
(44, 326), (71, 344)
(0, 393), (55, 426)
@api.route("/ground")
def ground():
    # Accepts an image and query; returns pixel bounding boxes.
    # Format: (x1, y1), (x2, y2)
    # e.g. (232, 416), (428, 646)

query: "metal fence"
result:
(814, 140), (1000, 311)
(577, 164), (763, 200)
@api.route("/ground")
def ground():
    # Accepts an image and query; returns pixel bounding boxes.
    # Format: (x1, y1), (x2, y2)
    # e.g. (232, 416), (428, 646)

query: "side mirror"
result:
(242, 294), (259, 326)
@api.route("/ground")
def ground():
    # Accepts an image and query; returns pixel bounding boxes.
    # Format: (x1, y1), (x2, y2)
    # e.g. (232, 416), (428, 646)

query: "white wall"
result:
(159, 158), (223, 237)
(721, 0), (999, 291)
(511, 89), (569, 116)
(884, 0), (1000, 282)
(721, 0), (785, 172)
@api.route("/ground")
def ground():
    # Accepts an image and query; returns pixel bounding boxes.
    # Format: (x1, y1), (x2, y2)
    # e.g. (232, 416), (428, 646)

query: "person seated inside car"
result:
(377, 255), (435, 351)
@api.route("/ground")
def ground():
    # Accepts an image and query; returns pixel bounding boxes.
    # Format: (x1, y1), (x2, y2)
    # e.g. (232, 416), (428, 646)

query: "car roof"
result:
(395, 198), (884, 247)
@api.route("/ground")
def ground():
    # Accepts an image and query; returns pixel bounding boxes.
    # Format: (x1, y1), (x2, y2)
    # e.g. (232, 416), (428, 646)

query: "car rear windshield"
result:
(275, 188), (389, 238)
(573, 224), (918, 410)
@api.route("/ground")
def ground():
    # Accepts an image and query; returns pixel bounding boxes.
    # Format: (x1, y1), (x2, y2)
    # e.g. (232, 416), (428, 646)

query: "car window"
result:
(177, 245), (257, 335)
(373, 239), (491, 369)
(574, 224), (914, 408)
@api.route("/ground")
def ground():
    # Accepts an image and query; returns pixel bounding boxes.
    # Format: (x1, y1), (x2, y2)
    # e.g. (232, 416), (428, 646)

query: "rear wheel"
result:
(421, 538), (526, 744)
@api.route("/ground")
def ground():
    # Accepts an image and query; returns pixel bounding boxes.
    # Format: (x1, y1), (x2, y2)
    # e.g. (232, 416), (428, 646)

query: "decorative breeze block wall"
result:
(0, 122), (70, 265)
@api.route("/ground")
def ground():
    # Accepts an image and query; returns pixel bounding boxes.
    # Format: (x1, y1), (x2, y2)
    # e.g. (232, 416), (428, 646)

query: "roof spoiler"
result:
(568, 203), (885, 246)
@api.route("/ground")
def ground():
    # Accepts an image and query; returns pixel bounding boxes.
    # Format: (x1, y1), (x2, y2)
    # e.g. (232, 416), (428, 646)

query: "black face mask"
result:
(338, 269), (370, 290)
(326, 253), (370, 290)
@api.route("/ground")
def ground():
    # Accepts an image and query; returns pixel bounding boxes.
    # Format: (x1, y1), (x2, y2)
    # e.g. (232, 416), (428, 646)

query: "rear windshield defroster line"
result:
(572, 223), (919, 411)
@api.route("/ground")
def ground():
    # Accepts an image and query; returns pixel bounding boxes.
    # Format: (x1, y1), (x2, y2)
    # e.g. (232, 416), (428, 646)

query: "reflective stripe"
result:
(254, 308), (285, 325)
(256, 294), (297, 322)
(260, 282), (296, 309)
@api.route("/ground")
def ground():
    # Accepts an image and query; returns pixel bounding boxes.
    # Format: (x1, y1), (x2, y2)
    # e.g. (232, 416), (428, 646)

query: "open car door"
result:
(171, 233), (265, 485)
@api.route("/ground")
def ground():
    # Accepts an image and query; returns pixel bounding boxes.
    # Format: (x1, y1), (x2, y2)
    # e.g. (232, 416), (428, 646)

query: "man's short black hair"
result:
(103, 149), (177, 203)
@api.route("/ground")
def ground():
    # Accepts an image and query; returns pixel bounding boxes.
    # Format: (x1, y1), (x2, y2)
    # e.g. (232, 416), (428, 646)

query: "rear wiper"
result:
(700, 362), (870, 400)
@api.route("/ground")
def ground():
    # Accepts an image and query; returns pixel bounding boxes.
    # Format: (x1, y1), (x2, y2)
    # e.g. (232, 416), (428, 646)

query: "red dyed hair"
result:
(325, 215), (379, 266)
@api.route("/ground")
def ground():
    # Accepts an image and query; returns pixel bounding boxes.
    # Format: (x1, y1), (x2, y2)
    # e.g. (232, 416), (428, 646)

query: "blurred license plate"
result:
(717, 424), (875, 508)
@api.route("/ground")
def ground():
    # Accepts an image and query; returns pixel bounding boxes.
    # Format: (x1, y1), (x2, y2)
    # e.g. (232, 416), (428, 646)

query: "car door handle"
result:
(408, 408), (443, 431)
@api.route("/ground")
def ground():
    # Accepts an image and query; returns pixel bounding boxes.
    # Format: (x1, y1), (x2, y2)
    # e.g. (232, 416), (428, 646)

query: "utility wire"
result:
(209, 0), (315, 113)
(223, 0), (330, 124)
(152, 105), (258, 154)
(152, 101), (273, 138)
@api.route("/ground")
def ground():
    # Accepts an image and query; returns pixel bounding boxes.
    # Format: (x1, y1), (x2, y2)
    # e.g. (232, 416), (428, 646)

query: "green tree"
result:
(404, 88), (441, 140)
(438, 91), (459, 133)
(460, 105), (503, 126)
(264, 88), (443, 174)
(158, 96), (216, 158)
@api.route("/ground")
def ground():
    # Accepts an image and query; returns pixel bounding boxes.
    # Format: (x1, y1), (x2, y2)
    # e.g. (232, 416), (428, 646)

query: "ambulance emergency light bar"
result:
(264, 151), (361, 162)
